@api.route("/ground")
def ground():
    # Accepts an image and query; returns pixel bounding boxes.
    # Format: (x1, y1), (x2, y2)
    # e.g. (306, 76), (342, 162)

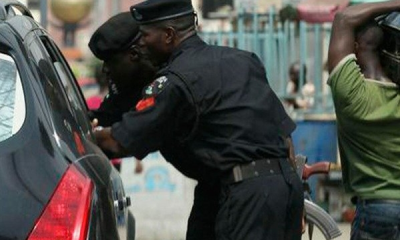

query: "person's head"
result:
(289, 61), (307, 92)
(354, 21), (384, 59)
(131, 0), (196, 66)
(88, 12), (156, 93)
(378, 12), (400, 85)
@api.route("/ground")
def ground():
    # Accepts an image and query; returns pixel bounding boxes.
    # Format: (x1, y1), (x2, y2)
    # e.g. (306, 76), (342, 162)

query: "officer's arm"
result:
(109, 74), (195, 159)
(328, 0), (400, 73)
(93, 126), (131, 158)
(87, 89), (122, 127)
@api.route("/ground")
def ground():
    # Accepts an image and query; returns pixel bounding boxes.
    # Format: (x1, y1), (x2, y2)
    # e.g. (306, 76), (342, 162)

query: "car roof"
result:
(0, 0), (33, 21)
(0, 0), (40, 41)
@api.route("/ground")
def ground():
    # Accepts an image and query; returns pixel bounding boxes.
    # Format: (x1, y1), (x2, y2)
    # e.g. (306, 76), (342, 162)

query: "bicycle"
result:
(296, 155), (342, 240)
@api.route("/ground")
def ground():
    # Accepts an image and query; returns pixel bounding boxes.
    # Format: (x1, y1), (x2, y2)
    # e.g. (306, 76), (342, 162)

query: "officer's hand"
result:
(93, 127), (129, 158)
(91, 118), (106, 136)
(92, 126), (112, 145)
(91, 118), (99, 130)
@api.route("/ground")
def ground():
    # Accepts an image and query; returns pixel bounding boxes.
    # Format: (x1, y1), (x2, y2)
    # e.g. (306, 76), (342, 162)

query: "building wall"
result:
(120, 154), (197, 240)
(235, 0), (283, 11)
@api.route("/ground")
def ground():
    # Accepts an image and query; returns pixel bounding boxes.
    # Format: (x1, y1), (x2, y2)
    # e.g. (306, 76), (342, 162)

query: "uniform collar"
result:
(167, 34), (205, 64)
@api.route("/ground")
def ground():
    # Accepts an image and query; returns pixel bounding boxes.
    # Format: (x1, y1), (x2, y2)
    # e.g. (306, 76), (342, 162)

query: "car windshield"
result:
(0, 53), (25, 142)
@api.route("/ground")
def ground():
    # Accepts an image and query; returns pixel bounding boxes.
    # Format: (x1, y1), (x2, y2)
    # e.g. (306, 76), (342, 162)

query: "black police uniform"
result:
(87, 11), (147, 129)
(112, 33), (304, 239)
(87, 12), (149, 170)
(88, 85), (143, 172)
(88, 85), (142, 127)
(110, 0), (304, 238)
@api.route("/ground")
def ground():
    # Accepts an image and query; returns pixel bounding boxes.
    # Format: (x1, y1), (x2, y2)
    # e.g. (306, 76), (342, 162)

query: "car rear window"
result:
(0, 53), (25, 142)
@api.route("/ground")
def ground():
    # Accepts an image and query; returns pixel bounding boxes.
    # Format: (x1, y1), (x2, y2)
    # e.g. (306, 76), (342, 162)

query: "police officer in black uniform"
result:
(88, 12), (156, 172)
(89, 12), (219, 239)
(93, 0), (304, 239)
(87, 12), (156, 127)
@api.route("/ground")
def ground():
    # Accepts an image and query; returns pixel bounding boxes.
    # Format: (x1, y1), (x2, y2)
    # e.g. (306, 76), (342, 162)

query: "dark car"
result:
(0, 1), (134, 239)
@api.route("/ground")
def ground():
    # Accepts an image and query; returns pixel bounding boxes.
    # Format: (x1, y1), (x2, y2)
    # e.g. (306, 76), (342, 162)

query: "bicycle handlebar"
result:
(302, 161), (331, 180)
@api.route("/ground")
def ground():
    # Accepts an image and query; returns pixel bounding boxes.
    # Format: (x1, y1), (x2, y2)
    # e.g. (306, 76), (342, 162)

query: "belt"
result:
(358, 199), (400, 205)
(221, 159), (283, 185)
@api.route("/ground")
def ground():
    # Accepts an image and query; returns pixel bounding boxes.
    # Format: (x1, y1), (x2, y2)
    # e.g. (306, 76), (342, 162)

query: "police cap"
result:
(88, 12), (141, 61)
(130, 0), (194, 24)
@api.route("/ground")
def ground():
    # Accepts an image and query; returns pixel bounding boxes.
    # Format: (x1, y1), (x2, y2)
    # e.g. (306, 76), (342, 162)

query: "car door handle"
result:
(114, 196), (131, 211)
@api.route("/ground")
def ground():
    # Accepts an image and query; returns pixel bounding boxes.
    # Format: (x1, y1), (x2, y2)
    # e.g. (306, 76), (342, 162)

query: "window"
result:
(0, 53), (25, 142)
(27, 35), (84, 157)
(41, 37), (91, 134)
(28, 35), (91, 133)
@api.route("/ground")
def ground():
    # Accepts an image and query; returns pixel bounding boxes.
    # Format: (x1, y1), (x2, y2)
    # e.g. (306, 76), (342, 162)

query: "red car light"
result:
(28, 165), (94, 240)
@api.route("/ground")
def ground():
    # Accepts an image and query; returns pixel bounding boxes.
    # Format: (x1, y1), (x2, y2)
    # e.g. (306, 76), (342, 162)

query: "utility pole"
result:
(40, 0), (47, 29)
(111, 0), (120, 15)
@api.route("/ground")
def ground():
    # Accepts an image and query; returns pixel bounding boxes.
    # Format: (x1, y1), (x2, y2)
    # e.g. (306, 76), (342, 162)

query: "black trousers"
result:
(215, 159), (304, 240)
(186, 182), (220, 240)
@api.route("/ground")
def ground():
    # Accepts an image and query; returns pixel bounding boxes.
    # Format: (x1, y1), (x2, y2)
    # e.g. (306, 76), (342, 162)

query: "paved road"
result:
(126, 222), (351, 240)
(302, 223), (351, 240)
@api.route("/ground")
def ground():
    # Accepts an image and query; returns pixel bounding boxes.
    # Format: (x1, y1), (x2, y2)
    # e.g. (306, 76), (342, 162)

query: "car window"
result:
(27, 35), (91, 135)
(0, 53), (26, 142)
(27, 35), (86, 158)
(40, 37), (92, 135)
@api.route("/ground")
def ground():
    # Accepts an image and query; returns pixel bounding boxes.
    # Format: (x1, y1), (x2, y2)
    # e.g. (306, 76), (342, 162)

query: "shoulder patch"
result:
(144, 76), (169, 97)
(110, 82), (119, 95)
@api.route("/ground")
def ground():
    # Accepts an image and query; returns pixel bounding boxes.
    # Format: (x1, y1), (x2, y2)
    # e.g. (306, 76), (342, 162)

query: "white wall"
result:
(121, 153), (197, 240)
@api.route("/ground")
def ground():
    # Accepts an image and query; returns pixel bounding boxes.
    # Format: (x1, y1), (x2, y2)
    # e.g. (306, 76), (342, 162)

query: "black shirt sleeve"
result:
(89, 89), (142, 127)
(89, 93), (122, 127)
(111, 74), (196, 159)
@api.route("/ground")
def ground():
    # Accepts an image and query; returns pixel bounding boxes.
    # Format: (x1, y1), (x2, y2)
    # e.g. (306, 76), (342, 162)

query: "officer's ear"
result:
(164, 26), (176, 45)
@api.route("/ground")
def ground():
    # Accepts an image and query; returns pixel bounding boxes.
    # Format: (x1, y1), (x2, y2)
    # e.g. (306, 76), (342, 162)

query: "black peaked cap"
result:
(131, 0), (194, 24)
(89, 12), (140, 60)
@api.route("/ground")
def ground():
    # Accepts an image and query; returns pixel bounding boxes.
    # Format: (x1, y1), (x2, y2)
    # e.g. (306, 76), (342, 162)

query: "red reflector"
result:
(73, 132), (86, 155)
(28, 165), (93, 240)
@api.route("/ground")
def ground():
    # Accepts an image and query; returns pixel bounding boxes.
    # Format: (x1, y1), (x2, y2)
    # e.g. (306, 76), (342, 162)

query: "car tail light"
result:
(28, 165), (94, 240)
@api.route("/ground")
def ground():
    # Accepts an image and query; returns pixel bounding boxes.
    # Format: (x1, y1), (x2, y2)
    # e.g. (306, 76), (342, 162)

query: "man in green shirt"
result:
(328, 1), (400, 239)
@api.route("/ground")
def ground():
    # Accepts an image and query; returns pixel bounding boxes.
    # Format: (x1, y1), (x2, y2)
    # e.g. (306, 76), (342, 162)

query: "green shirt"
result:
(328, 54), (400, 200)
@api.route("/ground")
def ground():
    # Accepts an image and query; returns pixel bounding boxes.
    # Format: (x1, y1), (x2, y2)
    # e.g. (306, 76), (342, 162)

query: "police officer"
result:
(89, 12), (220, 240)
(87, 12), (156, 127)
(88, 12), (156, 172)
(93, 0), (304, 239)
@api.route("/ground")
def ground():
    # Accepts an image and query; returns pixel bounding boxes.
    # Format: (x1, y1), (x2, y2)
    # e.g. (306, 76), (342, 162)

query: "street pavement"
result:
(302, 223), (351, 240)
(126, 220), (351, 239)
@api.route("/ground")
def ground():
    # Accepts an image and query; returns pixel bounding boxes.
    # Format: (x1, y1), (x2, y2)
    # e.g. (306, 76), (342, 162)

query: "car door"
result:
(25, 30), (130, 239)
